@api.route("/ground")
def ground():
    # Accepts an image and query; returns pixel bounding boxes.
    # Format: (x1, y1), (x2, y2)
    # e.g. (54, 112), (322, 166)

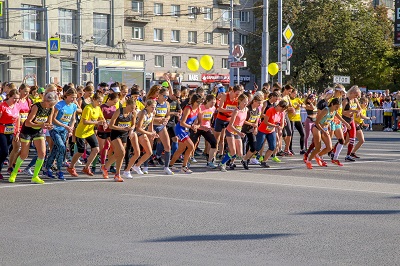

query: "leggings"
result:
(289, 121), (305, 151)
(244, 132), (257, 153)
(0, 133), (13, 172)
(304, 117), (315, 149)
(46, 129), (68, 171)
(383, 116), (392, 129)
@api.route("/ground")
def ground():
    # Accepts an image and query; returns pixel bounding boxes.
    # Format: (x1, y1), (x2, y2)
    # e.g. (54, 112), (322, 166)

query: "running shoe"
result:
(91, 167), (96, 175)
(57, 172), (66, 181)
(23, 167), (34, 176)
(284, 151), (294, 156)
(207, 161), (217, 169)
(132, 165), (144, 175)
(331, 160), (344, 166)
(181, 166), (193, 174)
(122, 171), (133, 179)
(276, 151), (285, 156)
(82, 167), (94, 176)
(109, 166), (116, 173)
(7, 167), (12, 174)
(350, 153), (360, 159)
(305, 160), (313, 169)
(345, 155), (356, 162)
(190, 157), (197, 163)
(66, 167), (78, 177)
(101, 165), (109, 179)
(271, 156), (281, 163)
(315, 156), (327, 167)
(164, 167), (174, 175)
(114, 175), (124, 182)
(45, 169), (55, 179)
(249, 158), (261, 165)
(260, 162), (270, 168)
(169, 165), (180, 172)
(303, 154), (308, 163)
(229, 164), (235, 170)
(77, 159), (83, 165)
(299, 150), (306, 155)
(219, 164), (227, 172)
(289, 150), (296, 156)
(31, 176), (45, 184)
(156, 156), (165, 166)
(8, 172), (16, 183)
(148, 158), (156, 167)
(241, 160), (249, 170)
(142, 167), (149, 174)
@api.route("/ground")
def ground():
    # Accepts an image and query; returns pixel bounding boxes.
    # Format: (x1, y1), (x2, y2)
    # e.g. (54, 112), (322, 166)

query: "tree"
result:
(245, 0), (394, 91)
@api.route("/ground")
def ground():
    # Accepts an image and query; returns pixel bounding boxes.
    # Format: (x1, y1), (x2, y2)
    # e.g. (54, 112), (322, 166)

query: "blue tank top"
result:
(155, 101), (168, 118)
(175, 105), (199, 133)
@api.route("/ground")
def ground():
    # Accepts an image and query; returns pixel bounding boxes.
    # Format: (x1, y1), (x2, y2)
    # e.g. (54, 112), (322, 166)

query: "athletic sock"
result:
(91, 155), (99, 168)
(33, 158), (44, 177)
(334, 144), (343, 160)
(12, 156), (24, 175)
(171, 142), (178, 156)
(221, 153), (232, 165)
(164, 151), (171, 168)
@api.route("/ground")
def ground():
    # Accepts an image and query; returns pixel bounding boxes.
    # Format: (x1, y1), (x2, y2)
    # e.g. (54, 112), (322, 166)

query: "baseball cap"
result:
(335, 87), (347, 93)
(161, 81), (169, 88)
(38, 87), (45, 94)
(217, 86), (226, 94)
(110, 86), (120, 93)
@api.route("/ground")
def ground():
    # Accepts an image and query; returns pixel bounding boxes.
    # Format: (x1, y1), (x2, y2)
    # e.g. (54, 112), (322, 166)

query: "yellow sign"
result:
(0, 2), (3, 17)
(49, 37), (60, 54)
(283, 25), (294, 43)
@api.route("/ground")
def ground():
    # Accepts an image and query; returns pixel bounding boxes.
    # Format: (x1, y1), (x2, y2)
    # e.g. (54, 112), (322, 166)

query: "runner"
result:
(351, 97), (375, 157)
(288, 88), (305, 154)
(67, 93), (107, 177)
(9, 91), (58, 184)
(44, 88), (78, 180)
(219, 94), (249, 171)
(304, 94), (317, 150)
(0, 89), (20, 180)
(169, 94), (203, 174)
(102, 98), (137, 182)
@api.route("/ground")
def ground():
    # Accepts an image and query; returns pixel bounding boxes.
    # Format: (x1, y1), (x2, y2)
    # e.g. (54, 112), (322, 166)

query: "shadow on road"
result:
(143, 233), (296, 242)
(294, 210), (400, 215)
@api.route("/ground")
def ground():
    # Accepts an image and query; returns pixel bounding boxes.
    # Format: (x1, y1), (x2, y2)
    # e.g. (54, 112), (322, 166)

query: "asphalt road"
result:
(1, 131), (400, 266)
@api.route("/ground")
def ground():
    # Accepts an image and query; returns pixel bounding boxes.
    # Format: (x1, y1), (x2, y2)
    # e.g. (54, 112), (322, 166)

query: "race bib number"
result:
(248, 115), (259, 123)
(118, 122), (131, 128)
(20, 113), (28, 122)
(156, 108), (167, 117)
(267, 125), (275, 131)
(106, 119), (111, 125)
(35, 116), (48, 124)
(295, 109), (301, 115)
(4, 125), (14, 134)
(235, 125), (242, 131)
(226, 105), (237, 111)
(203, 112), (212, 120)
(60, 114), (72, 123)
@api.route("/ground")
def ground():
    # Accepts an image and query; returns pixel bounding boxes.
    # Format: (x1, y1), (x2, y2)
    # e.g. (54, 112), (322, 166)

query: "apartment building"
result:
(124, 0), (257, 89)
(0, 0), (125, 86)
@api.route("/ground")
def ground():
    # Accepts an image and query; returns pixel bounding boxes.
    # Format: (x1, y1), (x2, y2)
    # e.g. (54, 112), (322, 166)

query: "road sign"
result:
(283, 25), (294, 43)
(86, 62), (93, 72)
(285, 44), (293, 59)
(333, 75), (351, 84)
(232, 44), (244, 59)
(49, 38), (60, 54)
(230, 61), (247, 68)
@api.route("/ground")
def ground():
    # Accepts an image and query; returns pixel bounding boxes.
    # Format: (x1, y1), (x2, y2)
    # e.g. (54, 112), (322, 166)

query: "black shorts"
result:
(214, 118), (229, 133)
(76, 134), (99, 153)
(20, 129), (45, 142)
(110, 130), (129, 143)
(97, 131), (111, 139)
(167, 125), (176, 138)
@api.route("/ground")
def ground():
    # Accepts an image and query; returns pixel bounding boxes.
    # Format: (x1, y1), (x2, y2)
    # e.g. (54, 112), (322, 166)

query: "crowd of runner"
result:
(0, 78), (393, 183)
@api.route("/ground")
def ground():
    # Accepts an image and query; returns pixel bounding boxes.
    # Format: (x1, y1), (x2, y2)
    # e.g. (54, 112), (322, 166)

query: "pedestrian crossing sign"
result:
(49, 38), (60, 54)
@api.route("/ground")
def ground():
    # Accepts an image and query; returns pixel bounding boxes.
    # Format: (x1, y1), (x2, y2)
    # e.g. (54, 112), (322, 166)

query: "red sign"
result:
(201, 74), (230, 84)
(230, 61), (247, 68)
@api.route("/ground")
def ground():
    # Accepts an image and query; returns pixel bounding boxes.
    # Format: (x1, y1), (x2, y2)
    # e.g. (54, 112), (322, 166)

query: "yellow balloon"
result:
(268, 63), (279, 76)
(187, 58), (199, 72)
(200, 55), (214, 71)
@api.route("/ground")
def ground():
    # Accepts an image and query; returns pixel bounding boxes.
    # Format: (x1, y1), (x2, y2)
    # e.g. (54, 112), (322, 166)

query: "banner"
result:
(395, 0), (400, 46)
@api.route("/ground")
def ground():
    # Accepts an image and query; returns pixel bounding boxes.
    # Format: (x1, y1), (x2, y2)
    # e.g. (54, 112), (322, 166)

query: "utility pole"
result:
(261, 0), (269, 85)
(77, 0), (82, 85)
(277, 0), (283, 84)
(229, 0), (235, 87)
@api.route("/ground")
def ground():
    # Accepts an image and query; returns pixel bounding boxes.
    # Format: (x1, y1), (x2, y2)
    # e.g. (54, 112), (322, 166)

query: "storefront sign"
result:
(234, 75), (251, 82)
(187, 74), (200, 81)
(201, 74), (230, 84)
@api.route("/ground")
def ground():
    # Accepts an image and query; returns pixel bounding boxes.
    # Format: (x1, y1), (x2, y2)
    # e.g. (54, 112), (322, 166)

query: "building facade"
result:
(0, 0), (125, 86)
(124, 0), (257, 90)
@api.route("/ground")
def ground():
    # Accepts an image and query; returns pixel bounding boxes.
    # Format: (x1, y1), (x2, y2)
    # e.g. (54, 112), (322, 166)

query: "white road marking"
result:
(0, 183), (54, 189)
(120, 193), (225, 205)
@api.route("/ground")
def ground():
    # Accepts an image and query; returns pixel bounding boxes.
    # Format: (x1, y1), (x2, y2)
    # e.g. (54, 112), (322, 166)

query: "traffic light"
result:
(281, 47), (288, 71)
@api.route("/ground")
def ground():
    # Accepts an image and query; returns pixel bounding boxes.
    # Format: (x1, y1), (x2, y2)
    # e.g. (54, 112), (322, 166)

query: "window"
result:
(154, 3), (163, 15)
(154, 28), (163, 41)
(132, 27), (144, 40)
(240, 11), (250, 22)
(93, 13), (109, 46)
(171, 5), (180, 17)
(132, 54), (145, 60)
(155, 55), (164, 67)
(188, 6), (196, 19)
(171, 30), (180, 42)
(222, 58), (228, 69)
(23, 58), (39, 86)
(188, 31), (197, 44)
(240, 34), (248, 45)
(59, 9), (75, 44)
(204, 32), (212, 44)
(21, 5), (41, 41)
(172, 56), (181, 68)
(132, 0), (144, 14)
(61, 60), (74, 86)
(222, 10), (230, 21)
(204, 8), (212, 20)
(221, 33), (228, 45)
